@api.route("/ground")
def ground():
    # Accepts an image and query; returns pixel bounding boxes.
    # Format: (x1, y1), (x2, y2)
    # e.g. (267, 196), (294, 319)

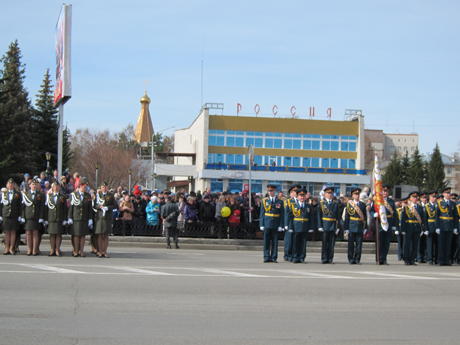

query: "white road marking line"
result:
(191, 268), (267, 277)
(166, 253), (205, 255)
(283, 270), (354, 279)
(110, 266), (175, 275)
(356, 272), (437, 280)
(18, 264), (84, 274)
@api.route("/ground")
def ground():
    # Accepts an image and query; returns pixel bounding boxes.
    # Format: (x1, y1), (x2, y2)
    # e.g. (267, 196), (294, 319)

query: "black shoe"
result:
(405, 262), (410, 266)
(292, 260), (300, 263)
(175, 245), (180, 249)
(446, 263), (452, 266)
(272, 260), (278, 263)
(263, 260), (270, 263)
(167, 245), (171, 249)
(322, 261), (328, 264)
(284, 258), (289, 261)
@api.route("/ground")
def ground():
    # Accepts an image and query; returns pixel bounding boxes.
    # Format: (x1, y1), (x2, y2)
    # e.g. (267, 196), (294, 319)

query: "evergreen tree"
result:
(0, 40), (36, 182)
(400, 151), (410, 184)
(32, 69), (58, 171)
(406, 147), (425, 190)
(382, 150), (402, 191)
(62, 125), (73, 170)
(426, 143), (447, 192)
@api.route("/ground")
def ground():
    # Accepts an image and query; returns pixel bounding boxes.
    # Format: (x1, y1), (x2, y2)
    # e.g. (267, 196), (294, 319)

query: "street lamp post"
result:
(95, 161), (100, 189)
(128, 168), (132, 194)
(45, 152), (51, 170)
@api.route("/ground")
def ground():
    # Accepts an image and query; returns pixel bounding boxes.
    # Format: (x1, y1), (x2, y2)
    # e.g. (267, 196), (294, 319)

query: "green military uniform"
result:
(400, 191), (423, 265)
(68, 190), (94, 236)
(424, 191), (438, 264)
(22, 187), (46, 231)
(0, 180), (23, 231)
(283, 184), (300, 261)
(343, 188), (367, 264)
(94, 191), (117, 235)
(290, 189), (313, 263)
(45, 191), (68, 234)
(318, 187), (340, 264)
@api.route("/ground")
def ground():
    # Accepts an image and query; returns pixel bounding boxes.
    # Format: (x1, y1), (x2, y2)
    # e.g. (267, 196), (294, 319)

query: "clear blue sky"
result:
(1, 0), (459, 156)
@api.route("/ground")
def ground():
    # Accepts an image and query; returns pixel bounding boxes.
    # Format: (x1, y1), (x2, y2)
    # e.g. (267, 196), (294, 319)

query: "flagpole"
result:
(376, 217), (380, 265)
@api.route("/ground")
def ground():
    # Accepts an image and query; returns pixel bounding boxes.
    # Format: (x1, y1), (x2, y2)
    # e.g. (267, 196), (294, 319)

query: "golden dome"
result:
(140, 92), (151, 104)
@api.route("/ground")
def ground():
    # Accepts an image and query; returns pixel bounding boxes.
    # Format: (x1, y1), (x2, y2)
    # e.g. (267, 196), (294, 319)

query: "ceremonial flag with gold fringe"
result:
(373, 154), (389, 231)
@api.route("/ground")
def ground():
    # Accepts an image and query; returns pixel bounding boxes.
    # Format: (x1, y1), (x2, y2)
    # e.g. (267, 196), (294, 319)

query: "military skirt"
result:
(3, 217), (19, 231)
(24, 219), (40, 231)
(95, 218), (112, 235)
(71, 221), (90, 237)
(47, 221), (64, 235)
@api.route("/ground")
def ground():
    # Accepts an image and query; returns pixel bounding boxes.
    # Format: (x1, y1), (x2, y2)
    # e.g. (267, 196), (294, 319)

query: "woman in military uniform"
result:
(22, 178), (46, 256)
(68, 178), (93, 257)
(45, 182), (68, 256)
(94, 182), (117, 258)
(0, 178), (22, 255)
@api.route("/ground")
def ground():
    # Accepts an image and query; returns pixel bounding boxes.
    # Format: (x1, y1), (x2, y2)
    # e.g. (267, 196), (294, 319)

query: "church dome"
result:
(140, 92), (151, 104)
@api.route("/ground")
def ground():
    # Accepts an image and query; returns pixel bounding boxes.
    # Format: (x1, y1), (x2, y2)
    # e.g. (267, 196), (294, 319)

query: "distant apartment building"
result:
(365, 130), (419, 162)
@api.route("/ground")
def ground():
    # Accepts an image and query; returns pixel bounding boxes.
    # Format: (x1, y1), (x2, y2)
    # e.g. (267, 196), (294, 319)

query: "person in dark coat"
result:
(343, 188), (367, 264)
(45, 182), (68, 256)
(0, 179), (23, 255)
(161, 195), (180, 248)
(199, 195), (215, 222)
(22, 178), (46, 256)
(94, 182), (117, 258)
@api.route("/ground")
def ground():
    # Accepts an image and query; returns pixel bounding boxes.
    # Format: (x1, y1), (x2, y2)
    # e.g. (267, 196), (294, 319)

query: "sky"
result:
(1, 0), (459, 156)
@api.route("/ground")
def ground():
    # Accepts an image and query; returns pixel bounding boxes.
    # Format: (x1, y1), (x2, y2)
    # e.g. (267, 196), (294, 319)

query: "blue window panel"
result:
(227, 131), (235, 135)
(341, 136), (348, 140)
(265, 132), (274, 137)
(246, 138), (254, 146)
(210, 181), (223, 193)
(349, 159), (356, 169)
(209, 136), (216, 146)
(235, 131), (244, 135)
(246, 132), (254, 136)
(226, 154), (234, 164)
(255, 132), (263, 136)
(293, 157), (301, 167)
(331, 141), (339, 151)
(341, 142), (349, 151)
(216, 154), (224, 163)
(264, 156), (269, 165)
(311, 158), (320, 167)
(208, 154), (213, 163)
(226, 137), (235, 147)
(284, 139), (293, 149)
(303, 134), (312, 138)
(216, 130), (225, 134)
(293, 140), (301, 149)
(322, 158), (330, 168)
(277, 156), (283, 165)
(274, 139), (282, 148)
(330, 158), (339, 168)
(323, 135), (331, 139)
(255, 138), (263, 148)
(254, 155), (263, 165)
(349, 142), (356, 151)
(216, 136), (225, 146)
(312, 141), (320, 150)
(228, 181), (243, 194)
(274, 133), (283, 137)
(312, 134), (321, 139)
(349, 136), (357, 140)
(209, 130), (217, 134)
(284, 157), (292, 166)
(340, 159), (348, 168)
(235, 137), (244, 147)
(285, 133), (293, 138)
(293, 134), (301, 138)
(303, 157), (311, 167)
(235, 155), (244, 164)
(251, 183), (263, 194)
(244, 156), (248, 164)
(265, 139), (274, 148)
(331, 135), (339, 139)
(322, 141), (330, 150)
(303, 140), (311, 150)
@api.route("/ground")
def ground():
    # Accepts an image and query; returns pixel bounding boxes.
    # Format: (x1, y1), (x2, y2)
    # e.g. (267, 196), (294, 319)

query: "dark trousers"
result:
(404, 232), (420, 264)
(396, 234), (404, 260)
(426, 232), (438, 263)
(375, 229), (391, 263)
(293, 232), (307, 262)
(417, 234), (427, 262)
(348, 232), (363, 263)
(263, 228), (278, 261)
(452, 234), (459, 263)
(165, 227), (178, 246)
(284, 230), (294, 260)
(321, 231), (335, 263)
(438, 231), (453, 265)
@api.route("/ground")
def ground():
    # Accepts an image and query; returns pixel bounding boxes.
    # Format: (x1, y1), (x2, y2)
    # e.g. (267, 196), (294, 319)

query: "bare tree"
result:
(70, 128), (148, 191)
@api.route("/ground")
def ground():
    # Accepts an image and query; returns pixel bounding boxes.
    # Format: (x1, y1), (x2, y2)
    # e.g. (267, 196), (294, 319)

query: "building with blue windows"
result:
(160, 105), (370, 196)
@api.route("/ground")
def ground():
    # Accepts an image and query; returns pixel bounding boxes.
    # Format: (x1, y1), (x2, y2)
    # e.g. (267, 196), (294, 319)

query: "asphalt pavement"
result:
(0, 243), (459, 344)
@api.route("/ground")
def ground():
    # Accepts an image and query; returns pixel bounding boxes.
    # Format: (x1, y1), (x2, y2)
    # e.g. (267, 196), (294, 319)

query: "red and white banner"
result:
(373, 154), (388, 230)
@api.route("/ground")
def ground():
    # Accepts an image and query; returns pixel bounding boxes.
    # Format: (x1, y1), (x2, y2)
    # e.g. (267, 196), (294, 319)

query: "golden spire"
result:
(133, 82), (154, 143)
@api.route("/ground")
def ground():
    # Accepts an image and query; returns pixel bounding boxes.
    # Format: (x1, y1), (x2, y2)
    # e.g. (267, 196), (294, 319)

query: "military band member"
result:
(68, 178), (94, 257)
(22, 178), (46, 256)
(424, 191), (438, 265)
(435, 187), (458, 266)
(395, 198), (405, 261)
(94, 182), (117, 258)
(283, 184), (300, 262)
(260, 184), (284, 263)
(0, 178), (22, 255)
(290, 188), (313, 263)
(371, 184), (397, 265)
(417, 192), (428, 263)
(45, 182), (68, 256)
(344, 187), (367, 264)
(451, 193), (460, 264)
(318, 187), (340, 264)
(400, 191), (423, 265)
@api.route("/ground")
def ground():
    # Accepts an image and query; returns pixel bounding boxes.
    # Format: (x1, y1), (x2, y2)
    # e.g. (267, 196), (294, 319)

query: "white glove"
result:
(335, 229), (340, 235)
(18, 216), (22, 222)
(383, 227), (388, 232)
(424, 231), (429, 236)
(260, 226), (265, 231)
(395, 231), (399, 235)
(374, 213), (379, 218)
(345, 230), (349, 234)
(392, 227), (397, 231)
(278, 227), (284, 232)
(288, 229), (293, 233)
(363, 229), (367, 235)
(0, 217), (2, 222)
(318, 228), (324, 232)
(308, 230), (314, 233)
(20, 218), (25, 224)
(43, 221), (48, 226)
(436, 229), (441, 235)
(67, 218), (73, 225)
(401, 232), (406, 235)
(38, 219), (44, 223)
(63, 221), (67, 226)
(88, 219), (93, 227)
(102, 207), (108, 211)
(455, 229), (459, 235)
(285, 226), (288, 230)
